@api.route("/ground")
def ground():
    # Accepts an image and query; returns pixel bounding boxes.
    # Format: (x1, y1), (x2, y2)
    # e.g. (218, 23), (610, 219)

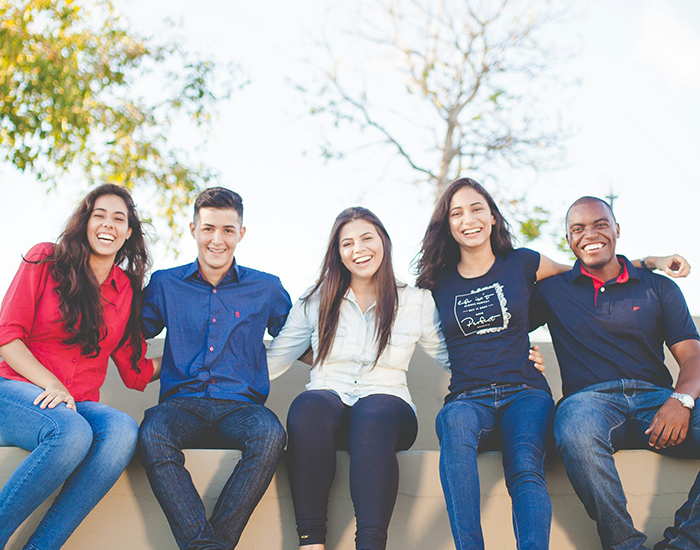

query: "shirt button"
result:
(212, 317), (216, 323)
(72, 358), (77, 363)
(213, 289), (217, 294)
(209, 346), (214, 352)
(66, 379), (72, 385)
(600, 287), (606, 292)
(211, 379), (216, 384)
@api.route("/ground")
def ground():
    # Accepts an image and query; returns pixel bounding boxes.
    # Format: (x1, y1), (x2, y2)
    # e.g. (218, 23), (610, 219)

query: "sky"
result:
(1, 0), (699, 314)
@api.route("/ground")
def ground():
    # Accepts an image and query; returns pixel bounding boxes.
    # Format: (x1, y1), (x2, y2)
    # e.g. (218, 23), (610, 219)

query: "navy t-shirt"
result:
(531, 256), (699, 398)
(431, 248), (550, 401)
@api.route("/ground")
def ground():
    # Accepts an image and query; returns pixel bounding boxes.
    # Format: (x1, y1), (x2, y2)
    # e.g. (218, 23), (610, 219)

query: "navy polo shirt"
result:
(143, 259), (292, 404)
(531, 256), (698, 398)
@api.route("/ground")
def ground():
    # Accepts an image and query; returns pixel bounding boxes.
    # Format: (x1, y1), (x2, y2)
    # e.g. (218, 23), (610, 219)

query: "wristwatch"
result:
(670, 392), (696, 410)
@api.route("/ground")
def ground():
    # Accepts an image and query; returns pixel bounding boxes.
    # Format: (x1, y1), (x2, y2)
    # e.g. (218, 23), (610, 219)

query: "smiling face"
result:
(448, 186), (496, 252)
(566, 199), (620, 276)
(190, 207), (246, 284)
(338, 219), (385, 284)
(86, 194), (132, 263)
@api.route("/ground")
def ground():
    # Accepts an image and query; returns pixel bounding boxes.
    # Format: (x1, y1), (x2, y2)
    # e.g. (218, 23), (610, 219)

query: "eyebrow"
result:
(93, 207), (127, 216)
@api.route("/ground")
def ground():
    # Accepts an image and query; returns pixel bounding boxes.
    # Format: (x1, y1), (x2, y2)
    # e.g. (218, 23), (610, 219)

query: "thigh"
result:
(500, 389), (554, 471)
(215, 401), (285, 451)
(0, 378), (91, 451)
(287, 390), (346, 433)
(500, 389), (554, 451)
(553, 389), (629, 455)
(347, 394), (418, 452)
(139, 397), (213, 451)
(436, 393), (498, 451)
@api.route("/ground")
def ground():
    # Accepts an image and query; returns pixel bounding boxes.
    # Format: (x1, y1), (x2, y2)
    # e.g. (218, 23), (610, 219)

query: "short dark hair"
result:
(565, 196), (615, 228)
(194, 187), (243, 222)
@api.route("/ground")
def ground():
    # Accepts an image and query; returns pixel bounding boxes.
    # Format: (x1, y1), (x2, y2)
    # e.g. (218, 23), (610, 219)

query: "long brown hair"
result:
(415, 178), (514, 290)
(304, 207), (399, 368)
(38, 184), (151, 370)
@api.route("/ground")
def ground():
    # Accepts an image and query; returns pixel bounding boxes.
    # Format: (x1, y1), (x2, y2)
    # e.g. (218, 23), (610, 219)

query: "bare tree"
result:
(299, 0), (576, 238)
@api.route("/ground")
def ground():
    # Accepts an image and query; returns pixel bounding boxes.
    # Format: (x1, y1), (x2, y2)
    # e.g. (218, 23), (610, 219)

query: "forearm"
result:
(150, 356), (162, 382)
(0, 339), (63, 390)
(674, 359), (700, 399)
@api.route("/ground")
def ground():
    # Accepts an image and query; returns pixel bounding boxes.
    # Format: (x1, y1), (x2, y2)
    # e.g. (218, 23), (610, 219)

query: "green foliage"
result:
(0, 0), (237, 244)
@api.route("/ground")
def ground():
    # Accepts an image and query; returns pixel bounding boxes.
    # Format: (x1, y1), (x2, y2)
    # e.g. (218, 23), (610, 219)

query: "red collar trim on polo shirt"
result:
(580, 260), (629, 305)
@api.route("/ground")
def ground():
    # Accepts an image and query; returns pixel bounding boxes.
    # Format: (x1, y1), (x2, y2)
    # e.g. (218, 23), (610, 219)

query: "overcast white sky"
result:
(1, 0), (699, 314)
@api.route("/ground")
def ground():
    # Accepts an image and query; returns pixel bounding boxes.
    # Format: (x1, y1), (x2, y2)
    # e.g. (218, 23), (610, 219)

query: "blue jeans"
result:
(0, 377), (139, 550)
(139, 397), (286, 550)
(436, 384), (554, 550)
(554, 380), (700, 550)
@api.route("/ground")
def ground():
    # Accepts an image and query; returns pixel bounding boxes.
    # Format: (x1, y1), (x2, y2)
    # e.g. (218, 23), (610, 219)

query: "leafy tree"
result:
(0, 0), (239, 239)
(298, 0), (575, 240)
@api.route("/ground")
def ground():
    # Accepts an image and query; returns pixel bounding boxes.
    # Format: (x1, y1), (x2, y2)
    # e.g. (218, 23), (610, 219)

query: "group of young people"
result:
(0, 179), (699, 550)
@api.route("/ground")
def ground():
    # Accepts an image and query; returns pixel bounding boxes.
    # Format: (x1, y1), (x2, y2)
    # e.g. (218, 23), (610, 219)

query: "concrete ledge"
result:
(2, 334), (700, 549)
(2, 447), (699, 549)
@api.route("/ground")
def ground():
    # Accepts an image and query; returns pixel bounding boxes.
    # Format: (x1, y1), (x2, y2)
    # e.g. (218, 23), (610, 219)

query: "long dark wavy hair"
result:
(415, 178), (515, 290)
(304, 207), (400, 368)
(38, 184), (151, 370)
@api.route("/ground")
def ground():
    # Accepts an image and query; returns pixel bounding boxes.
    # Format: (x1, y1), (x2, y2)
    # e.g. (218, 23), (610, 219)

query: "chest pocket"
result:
(379, 332), (415, 371)
(326, 326), (348, 361)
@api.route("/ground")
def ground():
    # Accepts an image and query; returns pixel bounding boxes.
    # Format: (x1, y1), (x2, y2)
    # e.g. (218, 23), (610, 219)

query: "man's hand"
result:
(530, 345), (545, 373)
(647, 255), (691, 278)
(645, 398), (690, 448)
(34, 381), (76, 410)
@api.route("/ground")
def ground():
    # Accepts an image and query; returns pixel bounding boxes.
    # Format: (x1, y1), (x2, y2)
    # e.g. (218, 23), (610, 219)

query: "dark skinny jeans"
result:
(286, 390), (418, 550)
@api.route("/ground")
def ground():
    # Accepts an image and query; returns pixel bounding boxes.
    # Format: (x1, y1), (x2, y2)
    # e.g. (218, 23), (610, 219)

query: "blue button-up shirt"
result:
(143, 259), (292, 404)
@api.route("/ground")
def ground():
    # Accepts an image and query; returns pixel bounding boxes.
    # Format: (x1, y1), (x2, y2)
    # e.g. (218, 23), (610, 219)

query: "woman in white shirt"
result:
(266, 207), (448, 550)
(267, 207), (544, 550)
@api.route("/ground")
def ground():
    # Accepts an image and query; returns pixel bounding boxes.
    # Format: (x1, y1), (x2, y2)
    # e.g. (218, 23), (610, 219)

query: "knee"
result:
(288, 391), (337, 434)
(104, 411), (139, 456)
(138, 409), (177, 462)
(44, 410), (94, 466)
(554, 403), (608, 459)
(435, 403), (479, 449)
(249, 410), (286, 456)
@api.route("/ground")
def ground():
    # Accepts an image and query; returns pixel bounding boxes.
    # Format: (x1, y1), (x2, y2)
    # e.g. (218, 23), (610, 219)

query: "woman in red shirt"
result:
(0, 184), (158, 549)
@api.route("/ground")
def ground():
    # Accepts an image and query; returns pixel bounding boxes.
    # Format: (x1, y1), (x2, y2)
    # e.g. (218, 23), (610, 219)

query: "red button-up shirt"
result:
(0, 243), (153, 402)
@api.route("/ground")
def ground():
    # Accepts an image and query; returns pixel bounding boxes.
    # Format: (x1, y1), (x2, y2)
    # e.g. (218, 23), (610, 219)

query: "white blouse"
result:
(267, 284), (450, 412)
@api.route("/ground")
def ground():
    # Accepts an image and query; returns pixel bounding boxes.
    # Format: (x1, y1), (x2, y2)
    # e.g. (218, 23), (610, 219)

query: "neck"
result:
(457, 245), (497, 278)
(199, 262), (232, 287)
(349, 276), (377, 313)
(582, 257), (622, 282)
(89, 256), (114, 285)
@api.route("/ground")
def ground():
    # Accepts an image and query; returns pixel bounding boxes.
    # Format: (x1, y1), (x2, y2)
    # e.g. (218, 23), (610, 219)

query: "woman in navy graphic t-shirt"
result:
(415, 178), (570, 550)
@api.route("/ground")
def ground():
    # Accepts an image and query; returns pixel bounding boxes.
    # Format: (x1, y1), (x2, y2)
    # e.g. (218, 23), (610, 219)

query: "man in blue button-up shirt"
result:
(139, 188), (292, 550)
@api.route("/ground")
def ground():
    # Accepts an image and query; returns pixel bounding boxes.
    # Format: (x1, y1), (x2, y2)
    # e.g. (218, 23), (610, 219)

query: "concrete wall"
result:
(1, 332), (697, 549)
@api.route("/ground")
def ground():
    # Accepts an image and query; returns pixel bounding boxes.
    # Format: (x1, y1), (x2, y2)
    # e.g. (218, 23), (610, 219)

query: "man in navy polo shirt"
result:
(532, 196), (700, 550)
(138, 187), (292, 550)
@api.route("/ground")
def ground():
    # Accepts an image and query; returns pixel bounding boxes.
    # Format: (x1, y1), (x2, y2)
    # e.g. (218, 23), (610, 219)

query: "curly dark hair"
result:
(304, 207), (399, 368)
(415, 178), (514, 289)
(38, 184), (151, 370)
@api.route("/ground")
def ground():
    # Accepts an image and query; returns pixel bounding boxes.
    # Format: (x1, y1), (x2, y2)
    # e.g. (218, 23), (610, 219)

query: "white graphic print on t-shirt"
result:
(454, 283), (511, 337)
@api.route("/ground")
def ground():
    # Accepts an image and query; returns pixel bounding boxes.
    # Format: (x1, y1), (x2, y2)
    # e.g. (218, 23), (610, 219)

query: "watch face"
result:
(682, 395), (695, 408)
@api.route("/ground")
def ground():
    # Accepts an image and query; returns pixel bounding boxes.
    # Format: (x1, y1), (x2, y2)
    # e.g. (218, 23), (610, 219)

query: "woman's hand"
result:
(34, 381), (76, 410)
(644, 255), (691, 278)
(530, 345), (545, 373)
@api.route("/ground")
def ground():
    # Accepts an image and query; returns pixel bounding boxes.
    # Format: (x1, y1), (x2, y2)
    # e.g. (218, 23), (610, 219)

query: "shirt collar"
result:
(572, 255), (639, 287)
(183, 258), (240, 284)
(101, 264), (126, 292)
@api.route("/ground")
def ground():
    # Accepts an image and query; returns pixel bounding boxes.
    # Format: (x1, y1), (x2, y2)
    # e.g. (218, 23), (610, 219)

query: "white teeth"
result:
(463, 228), (481, 235)
(584, 243), (604, 251)
(354, 255), (372, 264)
(97, 233), (115, 242)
